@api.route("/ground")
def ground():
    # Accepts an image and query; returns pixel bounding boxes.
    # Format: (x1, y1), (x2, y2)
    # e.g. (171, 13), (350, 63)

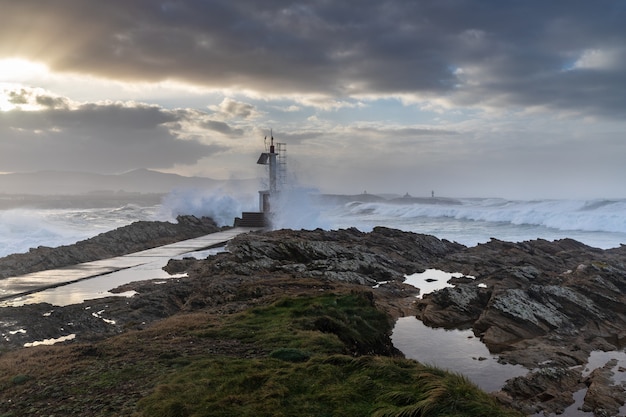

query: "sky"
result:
(0, 0), (625, 199)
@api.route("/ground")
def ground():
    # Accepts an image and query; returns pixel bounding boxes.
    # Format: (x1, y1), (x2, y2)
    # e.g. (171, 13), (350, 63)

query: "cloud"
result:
(1, 1), (624, 118)
(8, 90), (29, 105)
(200, 119), (244, 136)
(35, 94), (70, 110)
(0, 89), (230, 173)
(209, 98), (261, 120)
(1, 1), (625, 199)
(572, 48), (626, 71)
(351, 126), (457, 139)
(1, 87), (71, 111)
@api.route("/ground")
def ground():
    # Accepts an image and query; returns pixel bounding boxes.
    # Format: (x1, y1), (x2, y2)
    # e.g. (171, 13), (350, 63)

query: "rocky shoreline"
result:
(0, 222), (625, 416)
(420, 237), (626, 416)
(0, 215), (221, 279)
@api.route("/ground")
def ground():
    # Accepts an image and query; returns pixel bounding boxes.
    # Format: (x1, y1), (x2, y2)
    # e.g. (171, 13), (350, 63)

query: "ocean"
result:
(320, 197), (626, 250)
(2, 193), (624, 258)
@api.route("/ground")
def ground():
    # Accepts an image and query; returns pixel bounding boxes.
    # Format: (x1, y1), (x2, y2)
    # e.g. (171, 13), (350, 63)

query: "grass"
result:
(199, 292), (394, 355)
(136, 292), (522, 417)
(0, 291), (522, 416)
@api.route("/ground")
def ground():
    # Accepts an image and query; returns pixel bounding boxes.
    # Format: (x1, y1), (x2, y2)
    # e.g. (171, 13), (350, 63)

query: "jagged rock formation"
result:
(219, 227), (464, 284)
(419, 238), (626, 416)
(582, 359), (626, 416)
(0, 227), (464, 351)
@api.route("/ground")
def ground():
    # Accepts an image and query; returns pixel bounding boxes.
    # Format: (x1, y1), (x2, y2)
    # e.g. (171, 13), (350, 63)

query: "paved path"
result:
(0, 227), (260, 301)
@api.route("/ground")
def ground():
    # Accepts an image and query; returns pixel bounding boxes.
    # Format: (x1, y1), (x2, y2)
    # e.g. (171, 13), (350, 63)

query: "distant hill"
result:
(0, 169), (259, 195)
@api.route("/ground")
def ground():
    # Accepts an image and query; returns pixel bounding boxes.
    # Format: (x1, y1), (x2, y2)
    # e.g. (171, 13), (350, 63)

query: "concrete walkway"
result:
(0, 227), (260, 301)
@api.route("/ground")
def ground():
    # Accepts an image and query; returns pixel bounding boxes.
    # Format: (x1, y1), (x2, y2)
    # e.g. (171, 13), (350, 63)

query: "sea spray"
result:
(0, 209), (83, 256)
(158, 187), (256, 227)
(0, 204), (159, 257)
(321, 197), (626, 248)
(339, 198), (626, 234)
(269, 187), (331, 230)
(1, 195), (625, 257)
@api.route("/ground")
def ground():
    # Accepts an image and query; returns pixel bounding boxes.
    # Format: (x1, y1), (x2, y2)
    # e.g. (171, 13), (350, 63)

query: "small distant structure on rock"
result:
(234, 131), (286, 228)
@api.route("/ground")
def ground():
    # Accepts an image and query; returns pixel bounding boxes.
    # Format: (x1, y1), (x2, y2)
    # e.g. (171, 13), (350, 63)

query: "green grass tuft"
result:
(136, 293), (523, 417)
(269, 347), (311, 362)
(11, 374), (32, 385)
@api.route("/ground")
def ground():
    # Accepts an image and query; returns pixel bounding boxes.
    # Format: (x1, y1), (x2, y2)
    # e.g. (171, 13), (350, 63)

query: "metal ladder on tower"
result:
(276, 142), (287, 190)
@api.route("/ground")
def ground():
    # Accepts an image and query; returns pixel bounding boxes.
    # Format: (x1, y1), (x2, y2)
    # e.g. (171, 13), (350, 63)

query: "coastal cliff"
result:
(0, 223), (624, 416)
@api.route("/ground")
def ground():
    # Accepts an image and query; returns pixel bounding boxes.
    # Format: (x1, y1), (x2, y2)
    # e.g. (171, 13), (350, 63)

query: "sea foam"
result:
(339, 198), (626, 234)
(158, 187), (256, 227)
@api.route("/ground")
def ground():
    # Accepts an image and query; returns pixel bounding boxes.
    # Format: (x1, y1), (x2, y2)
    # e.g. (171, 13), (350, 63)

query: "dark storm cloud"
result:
(280, 130), (325, 144)
(8, 90), (30, 105)
(35, 95), (70, 110)
(0, 99), (227, 173)
(351, 126), (458, 138)
(7, 89), (70, 110)
(200, 120), (244, 136)
(208, 98), (262, 120)
(1, 0), (625, 118)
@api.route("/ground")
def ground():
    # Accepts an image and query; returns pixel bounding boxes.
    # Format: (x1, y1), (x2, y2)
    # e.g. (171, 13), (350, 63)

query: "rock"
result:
(418, 236), (626, 354)
(413, 235), (626, 415)
(582, 359), (626, 416)
(501, 366), (584, 415)
(0, 216), (220, 278)
(2, 227), (460, 349)
(417, 284), (488, 327)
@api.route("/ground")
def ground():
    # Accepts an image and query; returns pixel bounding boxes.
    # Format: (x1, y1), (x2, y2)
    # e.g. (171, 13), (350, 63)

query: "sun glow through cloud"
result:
(0, 59), (52, 111)
(0, 58), (49, 82)
(0, 89), (12, 111)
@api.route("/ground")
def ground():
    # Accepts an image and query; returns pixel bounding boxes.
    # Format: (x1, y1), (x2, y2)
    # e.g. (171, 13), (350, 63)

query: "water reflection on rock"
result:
(391, 317), (528, 393)
(393, 268), (527, 393)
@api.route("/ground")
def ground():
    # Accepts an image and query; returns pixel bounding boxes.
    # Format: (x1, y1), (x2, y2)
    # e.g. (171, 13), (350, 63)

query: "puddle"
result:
(92, 309), (116, 325)
(0, 258), (182, 307)
(392, 317), (528, 393)
(24, 333), (76, 347)
(0, 246), (226, 307)
(395, 269), (527, 393)
(583, 350), (626, 383)
(403, 268), (475, 298)
(398, 269), (626, 413)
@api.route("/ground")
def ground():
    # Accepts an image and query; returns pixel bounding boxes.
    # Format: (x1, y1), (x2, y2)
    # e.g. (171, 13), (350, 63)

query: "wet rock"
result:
(417, 283), (488, 327)
(415, 236), (626, 415)
(582, 359), (626, 416)
(501, 366), (584, 415)
(0, 216), (220, 278)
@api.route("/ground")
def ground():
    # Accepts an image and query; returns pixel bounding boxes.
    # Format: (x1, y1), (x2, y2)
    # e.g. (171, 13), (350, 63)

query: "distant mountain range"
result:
(0, 169), (259, 195)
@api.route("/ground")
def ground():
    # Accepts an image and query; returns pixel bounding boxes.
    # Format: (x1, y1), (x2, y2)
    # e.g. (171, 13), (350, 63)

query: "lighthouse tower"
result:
(234, 131), (286, 228)
(256, 131), (286, 216)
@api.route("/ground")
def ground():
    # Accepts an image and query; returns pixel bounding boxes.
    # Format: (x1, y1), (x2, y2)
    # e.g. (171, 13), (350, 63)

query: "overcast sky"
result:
(0, 0), (625, 199)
